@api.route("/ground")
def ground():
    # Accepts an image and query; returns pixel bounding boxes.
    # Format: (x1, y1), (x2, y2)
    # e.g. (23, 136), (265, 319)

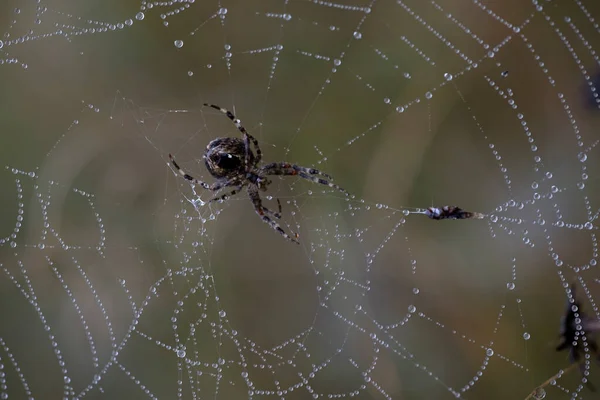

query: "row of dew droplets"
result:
(2, 258), (73, 398)
(3, 0), (600, 398)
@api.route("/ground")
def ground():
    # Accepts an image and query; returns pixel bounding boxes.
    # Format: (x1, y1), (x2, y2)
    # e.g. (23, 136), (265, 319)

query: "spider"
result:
(556, 283), (600, 391)
(425, 205), (485, 220)
(169, 103), (349, 244)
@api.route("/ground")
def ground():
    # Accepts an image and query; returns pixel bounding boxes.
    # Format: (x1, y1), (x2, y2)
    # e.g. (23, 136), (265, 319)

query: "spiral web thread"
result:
(1, 0), (600, 399)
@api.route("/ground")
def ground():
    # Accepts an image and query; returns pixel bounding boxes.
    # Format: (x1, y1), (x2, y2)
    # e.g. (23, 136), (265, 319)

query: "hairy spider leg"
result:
(297, 171), (349, 196)
(169, 154), (211, 189)
(260, 162), (349, 196)
(261, 199), (283, 220)
(248, 185), (299, 244)
(261, 162), (334, 181)
(169, 153), (235, 192)
(294, 165), (334, 180)
(203, 103), (262, 168)
(260, 198), (283, 219)
(207, 184), (246, 204)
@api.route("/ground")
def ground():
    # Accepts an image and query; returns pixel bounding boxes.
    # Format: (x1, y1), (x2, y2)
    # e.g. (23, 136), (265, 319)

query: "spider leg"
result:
(169, 154), (211, 189)
(262, 198), (283, 219)
(260, 162), (349, 196)
(556, 336), (569, 351)
(248, 185), (299, 244)
(203, 103), (262, 166)
(262, 162), (334, 180)
(293, 165), (333, 180)
(208, 184), (245, 204)
(298, 171), (349, 196)
(170, 154), (236, 192)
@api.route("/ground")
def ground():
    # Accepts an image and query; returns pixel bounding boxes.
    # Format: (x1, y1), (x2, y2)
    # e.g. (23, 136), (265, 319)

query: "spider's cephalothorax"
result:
(169, 103), (348, 244)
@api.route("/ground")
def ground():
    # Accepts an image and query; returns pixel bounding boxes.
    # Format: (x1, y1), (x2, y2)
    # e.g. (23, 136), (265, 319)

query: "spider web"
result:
(1, 0), (600, 399)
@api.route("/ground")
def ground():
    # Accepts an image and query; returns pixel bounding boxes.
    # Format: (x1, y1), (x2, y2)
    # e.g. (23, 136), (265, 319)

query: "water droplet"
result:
(571, 304), (579, 313)
(174, 40), (184, 48)
(135, 12), (145, 21)
(578, 152), (587, 162)
(486, 348), (494, 357)
(353, 31), (362, 39)
(533, 387), (546, 399)
(523, 332), (531, 340)
(219, 310), (226, 318)
(333, 59), (341, 66)
(444, 73), (453, 81)
(408, 305), (416, 313)
(507, 282), (515, 290)
(425, 91), (433, 99)
(396, 106), (405, 113)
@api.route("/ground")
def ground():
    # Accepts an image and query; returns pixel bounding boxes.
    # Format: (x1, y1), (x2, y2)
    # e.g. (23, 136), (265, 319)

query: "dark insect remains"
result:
(425, 205), (484, 220)
(169, 103), (348, 243)
(556, 283), (600, 391)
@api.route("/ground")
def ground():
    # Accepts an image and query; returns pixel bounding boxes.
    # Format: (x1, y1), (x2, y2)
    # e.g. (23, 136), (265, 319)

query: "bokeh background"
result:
(1, 0), (600, 399)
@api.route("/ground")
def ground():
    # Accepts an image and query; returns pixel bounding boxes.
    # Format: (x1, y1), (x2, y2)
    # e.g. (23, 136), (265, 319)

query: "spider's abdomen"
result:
(204, 137), (254, 179)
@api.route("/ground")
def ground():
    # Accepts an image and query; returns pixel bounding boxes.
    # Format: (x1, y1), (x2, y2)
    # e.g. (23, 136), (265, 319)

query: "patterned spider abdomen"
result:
(204, 137), (255, 179)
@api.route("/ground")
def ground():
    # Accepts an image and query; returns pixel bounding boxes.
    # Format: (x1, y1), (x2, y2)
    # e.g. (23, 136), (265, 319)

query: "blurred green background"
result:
(1, 0), (600, 399)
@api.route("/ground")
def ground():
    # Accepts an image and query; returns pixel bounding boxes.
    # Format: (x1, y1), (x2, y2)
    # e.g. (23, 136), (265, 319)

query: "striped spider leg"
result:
(169, 153), (240, 196)
(260, 162), (349, 197)
(248, 185), (299, 244)
(203, 103), (262, 170)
